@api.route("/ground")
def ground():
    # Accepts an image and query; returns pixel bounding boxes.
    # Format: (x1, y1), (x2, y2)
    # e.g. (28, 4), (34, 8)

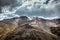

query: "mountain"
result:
(0, 16), (29, 38)
(0, 16), (60, 40)
(3, 24), (60, 40)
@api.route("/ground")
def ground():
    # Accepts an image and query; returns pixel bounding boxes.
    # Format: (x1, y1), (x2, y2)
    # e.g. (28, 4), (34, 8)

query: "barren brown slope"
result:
(1, 24), (60, 40)
(0, 16), (60, 40)
(0, 16), (29, 38)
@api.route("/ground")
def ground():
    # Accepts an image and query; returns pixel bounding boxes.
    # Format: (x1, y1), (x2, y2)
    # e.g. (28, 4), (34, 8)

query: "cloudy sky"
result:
(0, 0), (60, 20)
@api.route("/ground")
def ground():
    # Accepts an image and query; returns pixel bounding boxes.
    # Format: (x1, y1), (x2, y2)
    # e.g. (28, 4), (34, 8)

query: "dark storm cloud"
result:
(44, 0), (50, 4)
(0, 0), (17, 6)
(0, 0), (22, 13)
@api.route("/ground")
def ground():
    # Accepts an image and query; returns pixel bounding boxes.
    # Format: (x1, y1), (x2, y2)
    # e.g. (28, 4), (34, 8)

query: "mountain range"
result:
(0, 16), (60, 40)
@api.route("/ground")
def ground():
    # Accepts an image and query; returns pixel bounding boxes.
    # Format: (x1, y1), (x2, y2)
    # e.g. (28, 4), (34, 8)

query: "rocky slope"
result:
(3, 24), (60, 40)
(0, 16), (60, 40)
(0, 16), (29, 37)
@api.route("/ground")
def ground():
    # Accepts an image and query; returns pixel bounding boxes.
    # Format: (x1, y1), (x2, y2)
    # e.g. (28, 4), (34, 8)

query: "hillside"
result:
(0, 16), (60, 40)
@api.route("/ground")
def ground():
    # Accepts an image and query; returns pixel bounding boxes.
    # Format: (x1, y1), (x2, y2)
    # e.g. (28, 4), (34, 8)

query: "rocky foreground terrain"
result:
(0, 16), (60, 40)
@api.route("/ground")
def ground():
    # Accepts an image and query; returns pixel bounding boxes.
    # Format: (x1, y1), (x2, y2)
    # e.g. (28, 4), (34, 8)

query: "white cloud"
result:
(0, 0), (60, 20)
